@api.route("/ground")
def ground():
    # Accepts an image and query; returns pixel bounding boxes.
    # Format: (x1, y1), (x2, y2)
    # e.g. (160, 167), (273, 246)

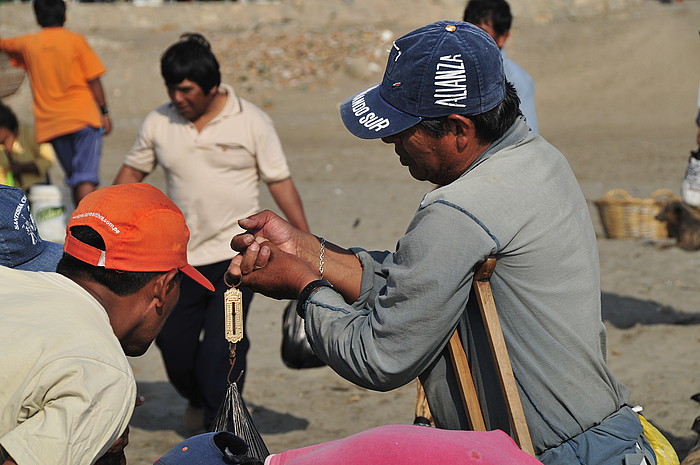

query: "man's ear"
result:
(446, 114), (476, 151)
(494, 31), (510, 48)
(152, 269), (180, 310)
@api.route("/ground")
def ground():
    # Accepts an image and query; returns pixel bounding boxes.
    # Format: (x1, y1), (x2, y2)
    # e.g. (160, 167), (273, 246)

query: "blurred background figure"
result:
(0, 0), (111, 206)
(680, 81), (700, 208)
(463, 0), (539, 133)
(0, 101), (55, 193)
(0, 102), (67, 244)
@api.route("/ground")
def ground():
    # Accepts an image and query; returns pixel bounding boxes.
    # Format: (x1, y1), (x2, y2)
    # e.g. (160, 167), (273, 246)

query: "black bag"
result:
(281, 300), (326, 369)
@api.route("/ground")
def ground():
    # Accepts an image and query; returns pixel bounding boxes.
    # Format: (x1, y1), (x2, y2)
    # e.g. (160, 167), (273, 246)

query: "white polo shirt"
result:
(124, 84), (292, 266)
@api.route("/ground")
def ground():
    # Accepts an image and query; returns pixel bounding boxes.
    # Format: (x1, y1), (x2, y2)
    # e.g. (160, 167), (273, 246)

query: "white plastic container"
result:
(29, 185), (67, 244)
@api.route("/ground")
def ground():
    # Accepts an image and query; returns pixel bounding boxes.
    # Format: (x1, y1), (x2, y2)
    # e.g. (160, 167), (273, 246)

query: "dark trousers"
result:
(155, 259), (253, 430)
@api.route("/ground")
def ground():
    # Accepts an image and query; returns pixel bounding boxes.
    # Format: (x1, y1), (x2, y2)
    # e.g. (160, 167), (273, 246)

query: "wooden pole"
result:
(414, 381), (433, 426)
(472, 258), (535, 456)
(447, 330), (487, 431)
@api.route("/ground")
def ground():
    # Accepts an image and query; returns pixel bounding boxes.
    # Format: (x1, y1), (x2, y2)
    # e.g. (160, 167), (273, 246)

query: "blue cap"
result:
(155, 432), (258, 465)
(0, 185), (63, 271)
(340, 21), (505, 139)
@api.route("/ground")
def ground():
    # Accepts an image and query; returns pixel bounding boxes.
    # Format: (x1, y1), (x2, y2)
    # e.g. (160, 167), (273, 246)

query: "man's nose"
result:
(170, 91), (184, 103)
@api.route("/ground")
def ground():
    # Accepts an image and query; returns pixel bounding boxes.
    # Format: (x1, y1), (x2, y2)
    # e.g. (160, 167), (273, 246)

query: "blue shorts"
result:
(50, 126), (102, 187)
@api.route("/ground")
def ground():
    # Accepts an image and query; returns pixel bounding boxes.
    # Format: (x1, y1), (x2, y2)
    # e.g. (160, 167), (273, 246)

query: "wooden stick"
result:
(414, 381), (433, 426)
(447, 330), (487, 431)
(472, 258), (535, 456)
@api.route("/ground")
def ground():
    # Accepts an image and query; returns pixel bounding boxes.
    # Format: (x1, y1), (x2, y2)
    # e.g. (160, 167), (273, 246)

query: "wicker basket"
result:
(594, 189), (679, 239)
(0, 52), (26, 99)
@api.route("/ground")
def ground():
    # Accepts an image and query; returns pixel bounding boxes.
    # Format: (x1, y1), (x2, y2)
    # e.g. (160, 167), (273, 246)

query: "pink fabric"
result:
(266, 425), (543, 465)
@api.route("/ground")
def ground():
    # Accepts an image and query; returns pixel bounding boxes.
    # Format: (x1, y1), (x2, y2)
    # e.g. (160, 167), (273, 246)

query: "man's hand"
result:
(94, 395), (143, 465)
(101, 114), (112, 136)
(231, 210), (308, 257)
(106, 426), (130, 455)
(226, 210), (318, 299)
(94, 426), (129, 465)
(228, 240), (318, 300)
(230, 237), (272, 277)
(94, 450), (125, 465)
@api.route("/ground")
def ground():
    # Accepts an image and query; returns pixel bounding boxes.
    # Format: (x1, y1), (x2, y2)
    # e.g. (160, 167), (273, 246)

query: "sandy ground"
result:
(2, 0), (700, 462)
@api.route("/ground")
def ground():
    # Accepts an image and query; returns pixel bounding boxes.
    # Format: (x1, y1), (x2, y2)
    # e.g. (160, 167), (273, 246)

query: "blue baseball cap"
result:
(0, 185), (63, 271)
(340, 21), (505, 139)
(154, 432), (261, 465)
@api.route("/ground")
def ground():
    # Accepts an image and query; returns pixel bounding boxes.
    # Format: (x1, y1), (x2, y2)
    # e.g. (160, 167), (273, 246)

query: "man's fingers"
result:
(237, 210), (270, 230)
(239, 241), (260, 274)
(230, 233), (254, 252)
(255, 244), (271, 269)
(225, 259), (243, 288)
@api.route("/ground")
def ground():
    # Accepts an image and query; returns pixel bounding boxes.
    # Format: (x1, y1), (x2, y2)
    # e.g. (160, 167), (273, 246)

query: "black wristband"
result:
(100, 105), (109, 115)
(296, 279), (333, 318)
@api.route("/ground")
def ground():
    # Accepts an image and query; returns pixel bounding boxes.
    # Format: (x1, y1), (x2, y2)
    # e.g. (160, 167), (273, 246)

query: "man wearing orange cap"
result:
(0, 183), (213, 465)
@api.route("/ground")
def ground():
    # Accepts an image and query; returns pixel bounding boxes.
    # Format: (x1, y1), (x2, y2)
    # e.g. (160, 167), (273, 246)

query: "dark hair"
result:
(33, 0), (66, 28)
(0, 101), (19, 135)
(56, 226), (172, 297)
(463, 0), (512, 37)
(161, 33), (221, 95)
(417, 81), (521, 144)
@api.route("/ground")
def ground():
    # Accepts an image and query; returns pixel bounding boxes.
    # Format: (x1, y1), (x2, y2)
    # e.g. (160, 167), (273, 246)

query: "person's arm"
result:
(8, 160), (39, 176)
(0, 37), (25, 56)
(113, 114), (159, 185)
(248, 104), (310, 229)
(88, 77), (111, 136)
(267, 177), (310, 232)
(6, 129), (50, 180)
(32, 143), (55, 179)
(235, 205), (496, 391)
(2, 456), (17, 465)
(113, 164), (148, 184)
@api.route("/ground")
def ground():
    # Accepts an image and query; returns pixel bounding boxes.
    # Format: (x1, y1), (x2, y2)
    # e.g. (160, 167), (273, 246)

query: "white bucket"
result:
(29, 185), (67, 244)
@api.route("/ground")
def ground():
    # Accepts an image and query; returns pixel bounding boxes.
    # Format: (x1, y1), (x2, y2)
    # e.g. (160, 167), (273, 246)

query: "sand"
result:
(2, 0), (700, 462)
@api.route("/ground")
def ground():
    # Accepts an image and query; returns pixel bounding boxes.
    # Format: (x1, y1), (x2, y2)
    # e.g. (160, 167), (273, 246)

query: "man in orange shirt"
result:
(0, 0), (111, 206)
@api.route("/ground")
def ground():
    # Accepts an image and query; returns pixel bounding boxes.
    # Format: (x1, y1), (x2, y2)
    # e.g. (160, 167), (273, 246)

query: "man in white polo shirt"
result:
(113, 33), (310, 432)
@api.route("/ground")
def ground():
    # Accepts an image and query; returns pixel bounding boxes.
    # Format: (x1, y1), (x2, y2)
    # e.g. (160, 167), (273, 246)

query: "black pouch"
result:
(281, 300), (326, 369)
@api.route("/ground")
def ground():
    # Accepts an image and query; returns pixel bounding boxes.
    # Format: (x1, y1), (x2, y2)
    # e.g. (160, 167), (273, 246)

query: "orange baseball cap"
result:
(63, 183), (214, 291)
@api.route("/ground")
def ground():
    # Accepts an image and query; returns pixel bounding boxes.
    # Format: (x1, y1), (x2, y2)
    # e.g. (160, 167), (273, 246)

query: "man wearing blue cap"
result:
(0, 184), (63, 271)
(226, 22), (663, 465)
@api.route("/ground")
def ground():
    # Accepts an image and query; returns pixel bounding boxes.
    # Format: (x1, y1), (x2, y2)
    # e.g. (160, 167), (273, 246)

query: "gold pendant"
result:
(224, 287), (243, 343)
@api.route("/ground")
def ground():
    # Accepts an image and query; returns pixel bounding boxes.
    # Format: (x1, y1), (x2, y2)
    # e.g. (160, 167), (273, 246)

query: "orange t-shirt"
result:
(0, 28), (105, 143)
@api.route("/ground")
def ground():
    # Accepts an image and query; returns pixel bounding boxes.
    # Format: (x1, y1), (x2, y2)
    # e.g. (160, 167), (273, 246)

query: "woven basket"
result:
(594, 188), (679, 239)
(0, 52), (26, 99)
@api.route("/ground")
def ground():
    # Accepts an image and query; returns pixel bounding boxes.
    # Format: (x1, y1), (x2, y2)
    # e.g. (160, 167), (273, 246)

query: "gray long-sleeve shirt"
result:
(304, 117), (628, 455)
